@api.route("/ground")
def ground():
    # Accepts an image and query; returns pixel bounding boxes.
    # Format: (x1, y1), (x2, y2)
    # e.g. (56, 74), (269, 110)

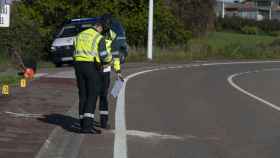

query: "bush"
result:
(0, 2), (45, 60)
(269, 31), (280, 37)
(0, 0), (193, 62)
(187, 39), (213, 59)
(241, 26), (259, 35)
(270, 38), (280, 47)
(216, 17), (280, 35)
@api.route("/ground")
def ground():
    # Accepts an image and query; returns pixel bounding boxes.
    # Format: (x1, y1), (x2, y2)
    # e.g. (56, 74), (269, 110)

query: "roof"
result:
(225, 1), (258, 12)
(64, 17), (100, 25)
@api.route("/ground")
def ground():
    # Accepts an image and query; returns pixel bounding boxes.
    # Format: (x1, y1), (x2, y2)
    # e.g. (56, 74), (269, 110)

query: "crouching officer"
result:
(73, 19), (112, 134)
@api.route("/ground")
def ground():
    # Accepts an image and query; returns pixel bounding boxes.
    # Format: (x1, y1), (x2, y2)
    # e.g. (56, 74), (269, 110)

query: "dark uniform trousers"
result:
(74, 61), (100, 130)
(99, 70), (111, 127)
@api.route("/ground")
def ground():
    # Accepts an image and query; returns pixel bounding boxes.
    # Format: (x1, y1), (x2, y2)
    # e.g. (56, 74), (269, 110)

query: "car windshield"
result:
(56, 19), (126, 38)
(58, 25), (78, 38)
(80, 23), (93, 30)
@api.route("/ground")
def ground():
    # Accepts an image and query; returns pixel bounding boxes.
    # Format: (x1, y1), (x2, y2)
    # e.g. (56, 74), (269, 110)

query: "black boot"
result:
(81, 117), (102, 134)
(100, 115), (110, 129)
(81, 127), (101, 134)
(80, 119), (83, 128)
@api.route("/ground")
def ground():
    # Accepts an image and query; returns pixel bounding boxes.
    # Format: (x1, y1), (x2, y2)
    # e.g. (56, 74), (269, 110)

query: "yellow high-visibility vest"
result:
(105, 30), (121, 72)
(109, 30), (117, 41)
(74, 28), (102, 62)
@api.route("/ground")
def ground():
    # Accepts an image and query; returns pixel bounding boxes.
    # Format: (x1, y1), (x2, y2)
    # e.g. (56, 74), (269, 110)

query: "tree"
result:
(167, 0), (216, 36)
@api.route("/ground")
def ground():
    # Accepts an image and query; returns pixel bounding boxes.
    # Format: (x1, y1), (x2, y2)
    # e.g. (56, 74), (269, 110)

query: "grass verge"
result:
(0, 75), (21, 85)
(127, 31), (280, 62)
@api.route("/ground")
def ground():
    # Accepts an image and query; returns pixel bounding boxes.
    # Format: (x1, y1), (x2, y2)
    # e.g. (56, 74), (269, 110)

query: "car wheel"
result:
(55, 62), (62, 67)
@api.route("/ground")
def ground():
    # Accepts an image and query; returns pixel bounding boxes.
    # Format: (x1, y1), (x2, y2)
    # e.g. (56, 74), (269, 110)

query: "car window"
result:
(58, 25), (78, 38)
(81, 23), (93, 29)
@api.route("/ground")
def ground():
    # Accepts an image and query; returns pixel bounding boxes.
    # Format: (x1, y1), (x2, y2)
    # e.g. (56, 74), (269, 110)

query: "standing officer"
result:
(98, 14), (122, 129)
(73, 18), (112, 134)
(99, 31), (122, 129)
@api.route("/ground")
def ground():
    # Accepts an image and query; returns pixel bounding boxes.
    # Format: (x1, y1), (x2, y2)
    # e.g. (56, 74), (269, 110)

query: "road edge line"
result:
(114, 60), (280, 158)
(228, 68), (280, 112)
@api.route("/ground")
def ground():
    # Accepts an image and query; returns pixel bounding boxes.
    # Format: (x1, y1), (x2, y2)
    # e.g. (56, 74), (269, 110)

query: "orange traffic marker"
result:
(24, 68), (35, 79)
(2, 85), (10, 96)
(20, 79), (27, 88)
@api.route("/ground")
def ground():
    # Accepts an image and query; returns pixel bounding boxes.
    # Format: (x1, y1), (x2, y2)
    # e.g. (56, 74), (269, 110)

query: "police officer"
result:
(98, 14), (122, 129)
(99, 31), (122, 129)
(74, 19), (112, 134)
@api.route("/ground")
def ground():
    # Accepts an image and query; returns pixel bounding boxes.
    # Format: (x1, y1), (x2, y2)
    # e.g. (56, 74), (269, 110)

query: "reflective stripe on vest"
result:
(105, 39), (112, 53)
(113, 58), (121, 72)
(110, 30), (117, 40)
(74, 28), (102, 62)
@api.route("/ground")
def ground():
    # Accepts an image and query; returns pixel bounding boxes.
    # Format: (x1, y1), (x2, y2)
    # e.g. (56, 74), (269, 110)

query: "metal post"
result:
(269, 0), (272, 20)
(222, 0), (225, 18)
(147, 0), (153, 60)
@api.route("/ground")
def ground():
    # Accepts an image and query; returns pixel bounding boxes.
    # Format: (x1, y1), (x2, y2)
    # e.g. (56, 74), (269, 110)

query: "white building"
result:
(216, 0), (280, 21)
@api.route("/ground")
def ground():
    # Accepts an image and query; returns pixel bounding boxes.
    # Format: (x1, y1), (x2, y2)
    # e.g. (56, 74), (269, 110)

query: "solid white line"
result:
(34, 73), (48, 78)
(167, 66), (178, 69)
(114, 69), (161, 158)
(202, 60), (280, 66)
(126, 130), (183, 140)
(5, 111), (44, 118)
(114, 61), (280, 158)
(228, 68), (280, 112)
(191, 64), (201, 67)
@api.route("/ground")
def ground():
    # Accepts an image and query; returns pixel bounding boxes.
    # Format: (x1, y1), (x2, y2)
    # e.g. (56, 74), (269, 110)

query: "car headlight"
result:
(50, 46), (56, 52)
(65, 45), (72, 50)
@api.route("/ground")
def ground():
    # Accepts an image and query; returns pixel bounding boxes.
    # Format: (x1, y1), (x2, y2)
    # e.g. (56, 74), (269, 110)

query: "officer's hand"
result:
(117, 73), (124, 81)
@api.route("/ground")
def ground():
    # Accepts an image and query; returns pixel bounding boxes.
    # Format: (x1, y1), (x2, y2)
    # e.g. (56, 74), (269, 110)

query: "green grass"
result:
(126, 31), (280, 62)
(0, 54), (23, 85)
(38, 61), (55, 69)
(0, 54), (10, 72)
(204, 32), (277, 51)
(0, 75), (21, 85)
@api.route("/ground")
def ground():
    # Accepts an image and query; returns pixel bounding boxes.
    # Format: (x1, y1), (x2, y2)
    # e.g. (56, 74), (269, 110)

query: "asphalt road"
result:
(124, 62), (280, 158)
(79, 61), (280, 158)
(3, 61), (280, 158)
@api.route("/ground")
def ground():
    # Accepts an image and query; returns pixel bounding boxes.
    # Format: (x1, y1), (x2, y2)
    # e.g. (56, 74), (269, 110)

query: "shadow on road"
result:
(38, 114), (101, 133)
(38, 114), (81, 133)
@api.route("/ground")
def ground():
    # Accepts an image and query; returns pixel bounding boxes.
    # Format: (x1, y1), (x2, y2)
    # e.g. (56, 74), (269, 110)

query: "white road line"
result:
(202, 60), (280, 66)
(167, 66), (178, 69)
(228, 68), (280, 112)
(34, 73), (48, 78)
(126, 130), (183, 140)
(114, 61), (280, 158)
(46, 71), (75, 79)
(114, 69), (161, 158)
(191, 64), (201, 67)
(5, 111), (44, 118)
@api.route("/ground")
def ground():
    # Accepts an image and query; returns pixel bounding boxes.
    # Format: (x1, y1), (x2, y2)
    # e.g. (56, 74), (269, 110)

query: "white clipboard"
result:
(110, 78), (124, 98)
